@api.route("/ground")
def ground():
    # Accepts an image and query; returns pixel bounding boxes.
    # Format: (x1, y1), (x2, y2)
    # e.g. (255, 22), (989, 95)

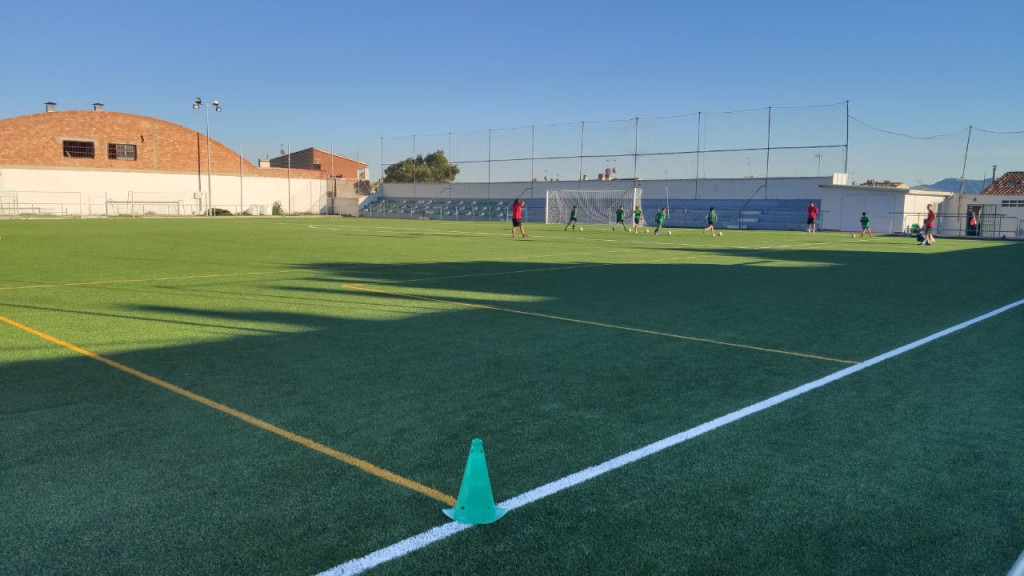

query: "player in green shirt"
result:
(703, 207), (718, 235)
(613, 206), (628, 231)
(565, 205), (579, 231)
(859, 212), (872, 238)
(632, 206), (643, 234)
(654, 207), (667, 235)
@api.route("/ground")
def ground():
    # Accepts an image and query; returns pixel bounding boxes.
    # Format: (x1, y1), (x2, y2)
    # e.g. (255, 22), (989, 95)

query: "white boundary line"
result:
(1008, 550), (1024, 576)
(314, 296), (1024, 576)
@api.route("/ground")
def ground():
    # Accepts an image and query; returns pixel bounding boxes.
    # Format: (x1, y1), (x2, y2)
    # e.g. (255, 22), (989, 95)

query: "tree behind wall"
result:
(383, 150), (459, 183)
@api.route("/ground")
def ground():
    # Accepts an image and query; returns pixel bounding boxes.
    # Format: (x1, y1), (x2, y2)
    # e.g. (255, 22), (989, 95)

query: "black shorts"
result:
(568, 217), (577, 222)
(512, 218), (522, 227)
(807, 217), (816, 225)
(634, 218), (641, 225)
(616, 219), (624, 224)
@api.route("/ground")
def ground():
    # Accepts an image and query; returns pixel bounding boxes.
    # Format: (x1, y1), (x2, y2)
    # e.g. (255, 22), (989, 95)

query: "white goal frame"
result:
(545, 188), (644, 225)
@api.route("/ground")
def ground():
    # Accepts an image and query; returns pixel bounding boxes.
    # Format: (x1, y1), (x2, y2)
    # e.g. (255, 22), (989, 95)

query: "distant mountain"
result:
(924, 178), (989, 194)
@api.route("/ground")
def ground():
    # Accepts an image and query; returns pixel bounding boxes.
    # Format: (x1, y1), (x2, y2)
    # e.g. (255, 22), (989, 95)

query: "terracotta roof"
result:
(980, 171), (1024, 196)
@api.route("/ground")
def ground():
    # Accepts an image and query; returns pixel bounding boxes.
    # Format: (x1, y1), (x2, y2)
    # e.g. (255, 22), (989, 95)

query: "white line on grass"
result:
(1008, 550), (1024, 576)
(314, 296), (1024, 576)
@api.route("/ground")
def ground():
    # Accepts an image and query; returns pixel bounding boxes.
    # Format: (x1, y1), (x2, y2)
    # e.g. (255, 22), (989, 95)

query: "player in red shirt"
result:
(511, 198), (528, 239)
(923, 204), (936, 245)
(807, 201), (819, 233)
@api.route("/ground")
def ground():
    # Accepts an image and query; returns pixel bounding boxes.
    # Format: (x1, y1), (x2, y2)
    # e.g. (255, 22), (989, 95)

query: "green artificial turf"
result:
(1, 217), (1021, 575)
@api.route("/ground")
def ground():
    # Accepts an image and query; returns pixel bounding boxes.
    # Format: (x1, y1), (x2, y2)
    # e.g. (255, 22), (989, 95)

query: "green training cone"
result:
(443, 438), (507, 524)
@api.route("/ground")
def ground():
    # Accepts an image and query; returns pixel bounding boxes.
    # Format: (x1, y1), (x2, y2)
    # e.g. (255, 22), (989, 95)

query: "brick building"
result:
(268, 148), (368, 181)
(0, 104), (361, 216)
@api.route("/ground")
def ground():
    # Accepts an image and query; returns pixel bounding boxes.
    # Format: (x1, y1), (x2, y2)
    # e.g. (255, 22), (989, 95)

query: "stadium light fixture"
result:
(192, 97), (222, 216)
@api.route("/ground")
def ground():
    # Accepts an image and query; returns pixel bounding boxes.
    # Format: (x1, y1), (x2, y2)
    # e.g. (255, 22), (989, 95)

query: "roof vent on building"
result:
(45, 102), (57, 112)
(92, 103), (104, 111)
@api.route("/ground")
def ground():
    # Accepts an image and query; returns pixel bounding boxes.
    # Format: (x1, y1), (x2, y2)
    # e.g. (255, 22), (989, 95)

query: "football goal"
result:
(545, 188), (644, 225)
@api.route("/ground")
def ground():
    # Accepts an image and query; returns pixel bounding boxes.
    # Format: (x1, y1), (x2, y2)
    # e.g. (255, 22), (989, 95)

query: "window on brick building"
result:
(63, 140), (95, 158)
(108, 143), (137, 161)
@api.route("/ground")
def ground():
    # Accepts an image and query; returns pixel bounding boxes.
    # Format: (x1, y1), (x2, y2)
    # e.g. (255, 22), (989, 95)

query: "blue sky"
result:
(1, 0), (1020, 184)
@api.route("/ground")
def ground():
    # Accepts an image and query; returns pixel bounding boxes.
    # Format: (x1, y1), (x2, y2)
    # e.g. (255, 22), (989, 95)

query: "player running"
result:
(703, 207), (718, 235)
(860, 212), (872, 238)
(632, 205), (643, 234)
(613, 205), (629, 231)
(654, 207), (667, 235)
(565, 205), (578, 231)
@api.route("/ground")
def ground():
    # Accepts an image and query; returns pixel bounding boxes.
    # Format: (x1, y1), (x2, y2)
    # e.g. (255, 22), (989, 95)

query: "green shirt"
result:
(570, 208), (578, 218)
(656, 210), (665, 224)
(634, 208), (643, 220)
(616, 208), (625, 221)
(860, 215), (870, 227)
(707, 210), (717, 223)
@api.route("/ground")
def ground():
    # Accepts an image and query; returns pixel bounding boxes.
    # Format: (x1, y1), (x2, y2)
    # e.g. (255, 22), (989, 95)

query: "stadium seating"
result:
(360, 197), (514, 221)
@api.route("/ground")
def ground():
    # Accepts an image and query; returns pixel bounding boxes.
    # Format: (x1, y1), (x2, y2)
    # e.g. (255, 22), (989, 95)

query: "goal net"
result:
(545, 188), (644, 225)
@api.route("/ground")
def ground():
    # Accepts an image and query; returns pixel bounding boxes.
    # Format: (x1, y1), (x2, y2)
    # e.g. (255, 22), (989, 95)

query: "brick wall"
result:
(0, 110), (320, 180)
(269, 147), (369, 180)
(269, 148), (316, 170)
(311, 149), (368, 180)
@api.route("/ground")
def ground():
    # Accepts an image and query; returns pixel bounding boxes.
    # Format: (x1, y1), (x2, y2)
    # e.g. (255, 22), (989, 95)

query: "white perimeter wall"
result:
(380, 177), (831, 202)
(379, 176), (951, 233)
(0, 167), (326, 216)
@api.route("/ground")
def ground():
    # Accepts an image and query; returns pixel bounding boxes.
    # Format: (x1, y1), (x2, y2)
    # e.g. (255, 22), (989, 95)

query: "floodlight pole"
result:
(193, 97), (222, 216)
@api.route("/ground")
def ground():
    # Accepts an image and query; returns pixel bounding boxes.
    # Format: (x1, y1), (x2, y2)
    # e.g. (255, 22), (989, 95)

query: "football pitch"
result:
(1, 217), (1022, 575)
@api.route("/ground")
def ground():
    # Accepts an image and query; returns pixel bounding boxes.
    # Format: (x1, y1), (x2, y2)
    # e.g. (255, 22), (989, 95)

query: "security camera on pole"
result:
(192, 97), (222, 216)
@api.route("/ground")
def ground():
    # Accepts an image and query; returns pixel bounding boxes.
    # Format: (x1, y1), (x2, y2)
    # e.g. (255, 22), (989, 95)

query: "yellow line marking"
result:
(0, 270), (299, 292)
(344, 284), (858, 365)
(0, 315), (456, 506)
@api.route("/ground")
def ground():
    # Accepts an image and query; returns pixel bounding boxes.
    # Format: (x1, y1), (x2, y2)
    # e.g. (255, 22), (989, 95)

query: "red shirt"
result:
(512, 201), (523, 219)
(808, 205), (819, 219)
(925, 210), (935, 226)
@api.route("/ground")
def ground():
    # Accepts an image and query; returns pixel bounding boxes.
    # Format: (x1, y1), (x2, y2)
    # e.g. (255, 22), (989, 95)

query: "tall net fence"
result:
(848, 119), (1024, 188)
(965, 128), (1024, 188)
(382, 102), (851, 184)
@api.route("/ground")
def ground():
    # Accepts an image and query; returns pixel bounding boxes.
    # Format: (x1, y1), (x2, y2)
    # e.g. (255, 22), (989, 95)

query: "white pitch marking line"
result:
(313, 296), (1024, 576)
(1008, 550), (1024, 576)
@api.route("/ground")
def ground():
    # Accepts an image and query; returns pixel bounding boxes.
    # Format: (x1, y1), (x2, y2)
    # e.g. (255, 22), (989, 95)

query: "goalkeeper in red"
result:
(511, 198), (528, 239)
